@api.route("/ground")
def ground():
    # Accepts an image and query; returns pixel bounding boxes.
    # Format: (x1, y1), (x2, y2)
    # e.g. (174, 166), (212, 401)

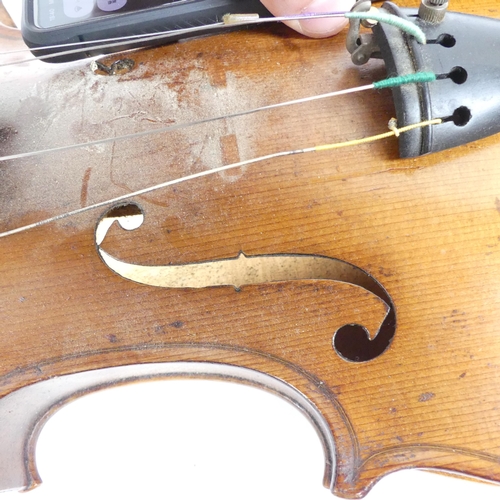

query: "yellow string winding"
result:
(0, 117), (443, 239)
(315, 118), (442, 152)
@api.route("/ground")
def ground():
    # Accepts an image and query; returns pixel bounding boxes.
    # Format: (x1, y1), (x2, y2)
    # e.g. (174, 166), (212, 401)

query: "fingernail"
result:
(298, 0), (355, 37)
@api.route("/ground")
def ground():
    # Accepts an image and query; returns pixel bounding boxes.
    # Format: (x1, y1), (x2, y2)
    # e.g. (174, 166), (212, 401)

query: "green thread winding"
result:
(345, 11), (427, 44)
(374, 72), (437, 90)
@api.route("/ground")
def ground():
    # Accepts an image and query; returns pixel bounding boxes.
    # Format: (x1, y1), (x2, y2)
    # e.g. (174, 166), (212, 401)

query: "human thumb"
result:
(260, 0), (355, 38)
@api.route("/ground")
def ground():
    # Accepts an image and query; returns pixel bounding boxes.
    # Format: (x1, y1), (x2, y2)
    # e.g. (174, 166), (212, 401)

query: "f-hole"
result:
(96, 203), (397, 363)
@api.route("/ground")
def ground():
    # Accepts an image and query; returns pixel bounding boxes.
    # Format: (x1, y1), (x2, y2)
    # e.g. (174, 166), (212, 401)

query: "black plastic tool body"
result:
(22, 0), (270, 63)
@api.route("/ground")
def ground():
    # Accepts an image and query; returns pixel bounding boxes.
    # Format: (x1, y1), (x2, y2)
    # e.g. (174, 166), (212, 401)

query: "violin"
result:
(1, 1), (500, 498)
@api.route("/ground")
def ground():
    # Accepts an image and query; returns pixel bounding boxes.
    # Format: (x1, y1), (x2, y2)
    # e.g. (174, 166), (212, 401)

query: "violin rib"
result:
(0, 363), (336, 493)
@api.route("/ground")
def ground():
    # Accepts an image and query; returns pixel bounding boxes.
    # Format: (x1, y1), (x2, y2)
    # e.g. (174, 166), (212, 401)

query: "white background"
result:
(1, 379), (499, 500)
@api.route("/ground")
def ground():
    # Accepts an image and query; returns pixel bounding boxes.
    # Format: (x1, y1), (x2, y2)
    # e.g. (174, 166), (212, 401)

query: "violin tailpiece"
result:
(349, 1), (500, 157)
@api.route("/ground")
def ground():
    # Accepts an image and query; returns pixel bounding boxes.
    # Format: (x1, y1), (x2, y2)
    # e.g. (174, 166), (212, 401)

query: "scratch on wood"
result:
(220, 134), (240, 165)
(80, 167), (92, 207)
(217, 134), (244, 182)
(418, 392), (435, 403)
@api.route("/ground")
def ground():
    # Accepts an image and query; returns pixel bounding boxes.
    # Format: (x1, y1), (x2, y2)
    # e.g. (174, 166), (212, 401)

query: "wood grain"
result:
(1, 1), (500, 497)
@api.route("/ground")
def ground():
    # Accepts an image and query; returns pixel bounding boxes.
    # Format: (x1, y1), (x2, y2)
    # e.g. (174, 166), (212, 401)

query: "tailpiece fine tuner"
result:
(348, 0), (500, 157)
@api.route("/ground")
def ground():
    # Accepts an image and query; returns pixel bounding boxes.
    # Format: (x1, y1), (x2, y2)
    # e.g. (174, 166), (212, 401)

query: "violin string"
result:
(0, 72), (437, 163)
(0, 11), (351, 55)
(0, 117), (442, 239)
(1, 25), (222, 55)
(0, 24), (225, 66)
(344, 11), (426, 44)
(0, 9), (426, 67)
(0, 85), (372, 162)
